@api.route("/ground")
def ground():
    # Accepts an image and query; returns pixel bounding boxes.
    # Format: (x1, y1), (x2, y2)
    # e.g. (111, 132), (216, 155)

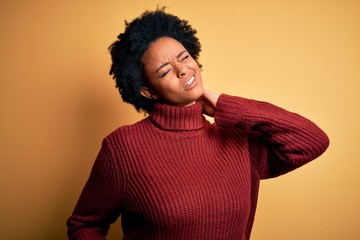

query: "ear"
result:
(140, 86), (158, 100)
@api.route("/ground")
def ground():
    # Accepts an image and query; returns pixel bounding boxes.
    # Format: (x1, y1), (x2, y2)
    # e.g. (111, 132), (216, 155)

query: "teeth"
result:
(184, 76), (194, 87)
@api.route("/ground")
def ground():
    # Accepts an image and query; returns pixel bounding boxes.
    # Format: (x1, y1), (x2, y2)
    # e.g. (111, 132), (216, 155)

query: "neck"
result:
(149, 102), (205, 131)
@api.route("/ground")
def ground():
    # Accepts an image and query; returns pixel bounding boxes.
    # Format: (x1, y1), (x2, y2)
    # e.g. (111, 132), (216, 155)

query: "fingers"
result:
(198, 89), (219, 117)
(202, 89), (219, 108)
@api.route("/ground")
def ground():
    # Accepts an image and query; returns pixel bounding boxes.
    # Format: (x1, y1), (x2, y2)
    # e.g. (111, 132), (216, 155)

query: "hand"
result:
(198, 89), (219, 117)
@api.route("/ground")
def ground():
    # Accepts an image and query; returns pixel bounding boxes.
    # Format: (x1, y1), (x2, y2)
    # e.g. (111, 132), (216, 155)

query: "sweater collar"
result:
(149, 102), (206, 131)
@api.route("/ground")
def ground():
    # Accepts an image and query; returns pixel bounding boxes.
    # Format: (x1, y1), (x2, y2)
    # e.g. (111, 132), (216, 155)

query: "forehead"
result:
(142, 37), (185, 62)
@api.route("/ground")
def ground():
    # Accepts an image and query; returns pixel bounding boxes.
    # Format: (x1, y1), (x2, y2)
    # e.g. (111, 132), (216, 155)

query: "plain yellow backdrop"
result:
(1, 0), (359, 239)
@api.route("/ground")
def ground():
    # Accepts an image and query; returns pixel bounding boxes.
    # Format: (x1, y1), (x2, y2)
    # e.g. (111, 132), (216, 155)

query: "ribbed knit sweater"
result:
(67, 94), (329, 240)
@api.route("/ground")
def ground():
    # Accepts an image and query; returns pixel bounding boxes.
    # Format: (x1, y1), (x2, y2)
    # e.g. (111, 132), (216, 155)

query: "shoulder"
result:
(106, 117), (149, 139)
(102, 118), (153, 150)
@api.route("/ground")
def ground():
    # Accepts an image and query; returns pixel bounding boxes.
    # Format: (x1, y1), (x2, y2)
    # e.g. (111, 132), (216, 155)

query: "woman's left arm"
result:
(201, 91), (330, 179)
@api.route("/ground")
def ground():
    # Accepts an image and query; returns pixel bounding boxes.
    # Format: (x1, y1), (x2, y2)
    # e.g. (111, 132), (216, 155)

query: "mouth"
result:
(183, 74), (196, 89)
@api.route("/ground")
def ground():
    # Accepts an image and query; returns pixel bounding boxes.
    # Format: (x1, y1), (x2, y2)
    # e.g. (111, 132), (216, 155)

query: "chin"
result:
(193, 86), (204, 99)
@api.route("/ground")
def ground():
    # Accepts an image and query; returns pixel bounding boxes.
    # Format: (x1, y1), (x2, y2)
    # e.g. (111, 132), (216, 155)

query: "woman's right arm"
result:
(66, 138), (123, 240)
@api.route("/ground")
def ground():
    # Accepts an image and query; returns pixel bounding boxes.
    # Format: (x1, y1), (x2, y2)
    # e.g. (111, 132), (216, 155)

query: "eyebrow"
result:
(155, 50), (187, 74)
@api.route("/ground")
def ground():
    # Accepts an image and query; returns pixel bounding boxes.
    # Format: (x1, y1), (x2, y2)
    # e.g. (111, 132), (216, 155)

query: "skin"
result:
(141, 37), (219, 116)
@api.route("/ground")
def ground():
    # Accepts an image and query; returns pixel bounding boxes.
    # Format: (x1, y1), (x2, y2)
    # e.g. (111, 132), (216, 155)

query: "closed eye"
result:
(181, 55), (189, 62)
(159, 69), (171, 78)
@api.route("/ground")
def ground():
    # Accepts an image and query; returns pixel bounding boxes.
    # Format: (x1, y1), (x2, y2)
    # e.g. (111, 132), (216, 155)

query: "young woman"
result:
(67, 8), (329, 240)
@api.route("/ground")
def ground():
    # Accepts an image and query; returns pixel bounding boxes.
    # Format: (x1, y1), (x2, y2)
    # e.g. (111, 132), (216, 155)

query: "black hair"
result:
(108, 7), (202, 112)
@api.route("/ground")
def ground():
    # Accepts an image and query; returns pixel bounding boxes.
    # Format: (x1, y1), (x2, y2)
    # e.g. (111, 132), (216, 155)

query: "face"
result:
(141, 37), (203, 107)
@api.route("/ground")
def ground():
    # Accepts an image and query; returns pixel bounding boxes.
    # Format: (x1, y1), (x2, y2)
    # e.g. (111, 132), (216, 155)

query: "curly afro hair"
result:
(108, 7), (202, 112)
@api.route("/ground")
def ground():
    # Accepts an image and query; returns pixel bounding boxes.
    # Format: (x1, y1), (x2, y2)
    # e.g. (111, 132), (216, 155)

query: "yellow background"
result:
(1, 0), (359, 239)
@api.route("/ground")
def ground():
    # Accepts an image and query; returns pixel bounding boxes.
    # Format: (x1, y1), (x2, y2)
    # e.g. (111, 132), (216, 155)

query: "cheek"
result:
(147, 78), (175, 98)
(159, 79), (181, 94)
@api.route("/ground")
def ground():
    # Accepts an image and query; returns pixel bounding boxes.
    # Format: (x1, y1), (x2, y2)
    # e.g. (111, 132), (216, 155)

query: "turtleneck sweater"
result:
(67, 94), (329, 240)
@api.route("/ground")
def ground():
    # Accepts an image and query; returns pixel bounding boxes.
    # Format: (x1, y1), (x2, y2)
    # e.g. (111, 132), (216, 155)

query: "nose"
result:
(174, 61), (187, 78)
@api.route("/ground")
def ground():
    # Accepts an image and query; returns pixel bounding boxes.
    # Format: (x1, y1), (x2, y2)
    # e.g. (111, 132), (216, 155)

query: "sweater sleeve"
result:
(214, 94), (329, 179)
(66, 138), (124, 239)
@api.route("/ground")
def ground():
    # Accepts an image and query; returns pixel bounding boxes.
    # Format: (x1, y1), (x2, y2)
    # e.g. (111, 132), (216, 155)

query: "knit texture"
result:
(67, 94), (329, 240)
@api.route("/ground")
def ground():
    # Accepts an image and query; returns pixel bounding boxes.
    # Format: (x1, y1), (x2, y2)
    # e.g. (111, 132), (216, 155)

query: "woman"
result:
(67, 8), (329, 240)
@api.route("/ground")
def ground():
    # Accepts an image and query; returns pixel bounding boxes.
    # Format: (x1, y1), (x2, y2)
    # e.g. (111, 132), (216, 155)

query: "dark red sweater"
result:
(67, 94), (329, 240)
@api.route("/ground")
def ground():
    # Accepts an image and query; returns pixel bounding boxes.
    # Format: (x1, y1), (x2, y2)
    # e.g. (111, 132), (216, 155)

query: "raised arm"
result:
(210, 93), (329, 179)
